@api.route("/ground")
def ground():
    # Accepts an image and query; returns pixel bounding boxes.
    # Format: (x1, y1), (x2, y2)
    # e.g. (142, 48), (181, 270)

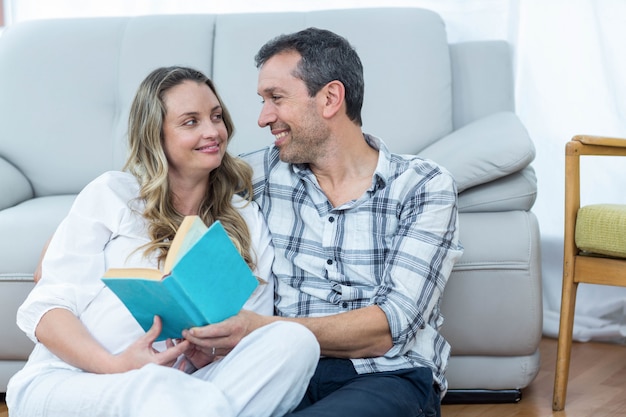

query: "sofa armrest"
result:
(0, 157), (33, 210)
(419, 111), (535, 193)
(0, 275), (35, 359)
(458, 166), (537, 213)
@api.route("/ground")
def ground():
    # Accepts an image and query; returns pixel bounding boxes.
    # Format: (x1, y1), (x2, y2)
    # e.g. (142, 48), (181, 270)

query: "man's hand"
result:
(182, 309), (271, 360)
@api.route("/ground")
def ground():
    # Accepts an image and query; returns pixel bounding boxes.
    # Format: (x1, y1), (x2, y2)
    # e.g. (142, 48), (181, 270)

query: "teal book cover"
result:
(102, 217), (259, 341)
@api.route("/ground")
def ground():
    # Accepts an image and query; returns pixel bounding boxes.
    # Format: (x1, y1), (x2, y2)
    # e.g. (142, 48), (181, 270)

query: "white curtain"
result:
(516, 0), (626, 343)
(5, 0), (626, 343)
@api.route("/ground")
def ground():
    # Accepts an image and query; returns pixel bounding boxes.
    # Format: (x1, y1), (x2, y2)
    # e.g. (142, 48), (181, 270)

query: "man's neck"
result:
(310, 131), (379, 207)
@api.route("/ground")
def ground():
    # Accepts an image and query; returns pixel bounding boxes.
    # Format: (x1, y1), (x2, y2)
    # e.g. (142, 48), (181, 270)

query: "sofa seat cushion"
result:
(576, 204), (626, 258)
(0, 195), (76, 274)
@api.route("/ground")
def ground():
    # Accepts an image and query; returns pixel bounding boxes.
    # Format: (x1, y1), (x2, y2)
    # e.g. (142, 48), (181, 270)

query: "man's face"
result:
(257, 51), (330, 164)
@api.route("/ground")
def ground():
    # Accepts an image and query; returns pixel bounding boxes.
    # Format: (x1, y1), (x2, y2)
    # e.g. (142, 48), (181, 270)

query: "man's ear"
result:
(320, 80), (345, 119)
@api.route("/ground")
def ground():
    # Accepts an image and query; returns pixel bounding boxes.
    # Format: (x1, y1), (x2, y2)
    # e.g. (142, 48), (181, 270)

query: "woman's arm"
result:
(36, 308), (189, 373)
(33, 236), (51, 283)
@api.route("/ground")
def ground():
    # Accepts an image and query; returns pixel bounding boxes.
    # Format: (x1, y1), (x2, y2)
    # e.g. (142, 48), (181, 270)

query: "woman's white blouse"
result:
(15, 171), (274, 374)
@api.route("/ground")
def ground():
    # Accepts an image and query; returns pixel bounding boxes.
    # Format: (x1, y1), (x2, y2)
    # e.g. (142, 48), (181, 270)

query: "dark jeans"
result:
(284, 358), (441, 417)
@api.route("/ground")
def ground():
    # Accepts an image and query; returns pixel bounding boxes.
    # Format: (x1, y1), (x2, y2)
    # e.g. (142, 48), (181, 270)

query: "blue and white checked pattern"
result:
(241, 135), (463, 392)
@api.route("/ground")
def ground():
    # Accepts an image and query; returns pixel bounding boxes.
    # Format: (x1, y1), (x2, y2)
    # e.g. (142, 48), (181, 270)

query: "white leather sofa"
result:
(0, 8), (542, 402)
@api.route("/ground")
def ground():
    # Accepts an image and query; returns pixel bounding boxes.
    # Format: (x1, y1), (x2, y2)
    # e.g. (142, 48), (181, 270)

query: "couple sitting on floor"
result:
(6, 27), (462, 417)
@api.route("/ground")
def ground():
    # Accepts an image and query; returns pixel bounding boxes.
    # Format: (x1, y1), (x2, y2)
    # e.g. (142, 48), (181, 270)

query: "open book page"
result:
(163, 216), (208, 274)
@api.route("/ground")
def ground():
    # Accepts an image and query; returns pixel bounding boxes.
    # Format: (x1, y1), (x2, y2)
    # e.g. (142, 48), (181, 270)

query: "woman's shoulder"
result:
(231, 194), (259, 215)
(73, 171), (140, 211)
(84, 171), (139, 193)
(231, 195), (266, 229)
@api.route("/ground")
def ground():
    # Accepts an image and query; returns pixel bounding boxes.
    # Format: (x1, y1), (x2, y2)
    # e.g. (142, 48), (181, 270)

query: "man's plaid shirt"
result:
(242, 134), (463, 392)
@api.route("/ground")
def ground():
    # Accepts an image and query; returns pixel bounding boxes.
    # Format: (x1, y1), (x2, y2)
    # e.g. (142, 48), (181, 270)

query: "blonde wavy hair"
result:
(123, 66), (255, 269)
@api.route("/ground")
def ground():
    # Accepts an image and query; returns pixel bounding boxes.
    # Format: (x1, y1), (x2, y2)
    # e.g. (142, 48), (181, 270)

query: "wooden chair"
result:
(553, 135), (626, 411)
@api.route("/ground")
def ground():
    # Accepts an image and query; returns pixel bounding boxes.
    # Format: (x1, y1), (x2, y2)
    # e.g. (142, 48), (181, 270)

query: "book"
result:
(102, 216), (259, 341)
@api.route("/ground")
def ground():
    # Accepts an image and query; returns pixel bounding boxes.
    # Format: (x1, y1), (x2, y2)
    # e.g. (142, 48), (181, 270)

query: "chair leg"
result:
(553, 267), (578, 411)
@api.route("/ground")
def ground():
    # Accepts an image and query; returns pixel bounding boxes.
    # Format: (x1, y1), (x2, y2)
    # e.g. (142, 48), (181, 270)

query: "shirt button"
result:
(328, 216), (335, 223)
(342, 302), (348, 308)
(327, 259), (333, 265)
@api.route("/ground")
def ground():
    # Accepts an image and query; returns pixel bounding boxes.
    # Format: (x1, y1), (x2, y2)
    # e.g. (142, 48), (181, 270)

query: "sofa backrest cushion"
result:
(0, 15), (217, 197)
(214, 8), (453, 157)
(450, 40), (515, 129)
(0, 9), (453, 197)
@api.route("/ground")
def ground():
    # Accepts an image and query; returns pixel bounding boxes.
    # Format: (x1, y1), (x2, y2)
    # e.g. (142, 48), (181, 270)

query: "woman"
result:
(6, 66), (319, 417)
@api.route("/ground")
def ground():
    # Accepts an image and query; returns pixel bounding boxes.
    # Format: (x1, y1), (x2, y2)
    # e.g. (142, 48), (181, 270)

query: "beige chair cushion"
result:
(576, 204), (626, 258)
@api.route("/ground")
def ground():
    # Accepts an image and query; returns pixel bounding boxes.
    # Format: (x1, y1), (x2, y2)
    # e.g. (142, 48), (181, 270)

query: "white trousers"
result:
(10, 322), (319, 417)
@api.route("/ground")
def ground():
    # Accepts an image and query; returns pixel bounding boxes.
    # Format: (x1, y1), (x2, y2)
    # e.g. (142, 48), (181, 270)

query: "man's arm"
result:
(286, 305), (393, 358)
(183, 305), (392, 359)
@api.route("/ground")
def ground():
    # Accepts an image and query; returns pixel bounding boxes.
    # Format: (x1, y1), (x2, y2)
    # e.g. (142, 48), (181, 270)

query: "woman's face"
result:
(162, 80), (228, 183)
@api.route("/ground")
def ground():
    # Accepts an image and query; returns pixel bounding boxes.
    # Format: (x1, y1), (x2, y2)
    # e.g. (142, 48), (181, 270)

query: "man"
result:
(184, 28), (463, 417)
